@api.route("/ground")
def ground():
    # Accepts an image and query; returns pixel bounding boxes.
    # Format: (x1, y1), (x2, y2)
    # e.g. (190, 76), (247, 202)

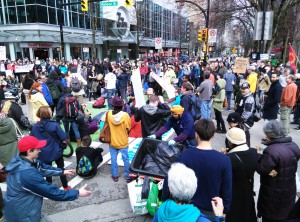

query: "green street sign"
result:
(100, 1), (118, 6)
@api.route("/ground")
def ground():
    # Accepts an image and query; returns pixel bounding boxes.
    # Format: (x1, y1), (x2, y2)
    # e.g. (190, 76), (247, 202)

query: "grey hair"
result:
(263, 120), (287, 139)
(168, 163), (197, 202)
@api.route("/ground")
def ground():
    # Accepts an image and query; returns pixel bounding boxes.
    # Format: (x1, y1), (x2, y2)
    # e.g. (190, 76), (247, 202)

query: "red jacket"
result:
(129, 116), (142, 138)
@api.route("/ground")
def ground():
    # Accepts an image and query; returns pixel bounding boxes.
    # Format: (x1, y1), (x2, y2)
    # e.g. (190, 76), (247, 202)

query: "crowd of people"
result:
(0, 55), (300, 222)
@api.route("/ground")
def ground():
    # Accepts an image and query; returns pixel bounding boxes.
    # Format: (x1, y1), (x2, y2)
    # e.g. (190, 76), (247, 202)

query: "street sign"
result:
(83, 47), (89, 52)
(100, 1), (118, 6)
(117, 49), (122, 53)
(0, 46), (6, 60)
(260, 53), (269, 60)
(208, 29), (217, 43)
(155, 37), (162, 49)
(253, 11), (274, 41)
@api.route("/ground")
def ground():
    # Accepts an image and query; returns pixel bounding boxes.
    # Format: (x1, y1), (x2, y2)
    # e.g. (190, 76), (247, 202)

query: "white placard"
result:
(131, 68), (145, 108)
(83, 47), (89, 53)
(0, 46), (6, 60)
(150, 73), (175, 99)
(260, 54), (270, 61)
(155, 37), (162, 50)
(117, 49), (122, 53)
(208, 29), (217, 43)
(14, 65), (30, 73)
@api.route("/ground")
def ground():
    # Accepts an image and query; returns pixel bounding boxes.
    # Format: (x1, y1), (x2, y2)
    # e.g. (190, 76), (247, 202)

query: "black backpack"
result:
(189, 94), (201, 121)
(47, 82), (60, 100)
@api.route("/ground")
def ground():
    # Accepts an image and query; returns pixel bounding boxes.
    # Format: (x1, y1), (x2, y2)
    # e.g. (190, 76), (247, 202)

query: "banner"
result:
(233, 57), (249, 74)
(155, 38), (162, 50)
(289, 46), (297, 73)
(131, 68), (145, 108)
(0, 46), (6, 60)
(150, 73), (175, 99)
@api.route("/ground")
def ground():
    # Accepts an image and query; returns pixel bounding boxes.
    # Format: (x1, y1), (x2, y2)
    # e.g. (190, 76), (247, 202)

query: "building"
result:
(0, 0), (189, 61)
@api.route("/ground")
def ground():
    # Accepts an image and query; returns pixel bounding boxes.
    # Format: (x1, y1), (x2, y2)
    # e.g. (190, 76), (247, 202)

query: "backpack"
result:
(76, 155), (93, 176)
(65, 97), (79, 118)
(189, 94), (201, 121)
(92, 97), (106, 108)
(71, 76), (82, 92)
(48, 82), (60, 100)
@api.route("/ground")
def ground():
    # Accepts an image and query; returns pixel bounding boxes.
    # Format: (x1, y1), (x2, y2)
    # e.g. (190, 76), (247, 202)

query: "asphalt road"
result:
(2, 97), (300, 222)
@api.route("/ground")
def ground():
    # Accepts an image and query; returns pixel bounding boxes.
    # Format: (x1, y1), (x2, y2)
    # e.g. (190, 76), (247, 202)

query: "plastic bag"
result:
(142, 154), (165, 175)
(127, 177), (148, 215)
(141, 176), (150, 199)
(147, 181), (159, 216)
(154, 142), (181, 168)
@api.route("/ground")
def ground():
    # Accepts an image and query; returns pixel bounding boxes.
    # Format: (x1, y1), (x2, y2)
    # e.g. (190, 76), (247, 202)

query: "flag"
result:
(288, 45), (297, 73)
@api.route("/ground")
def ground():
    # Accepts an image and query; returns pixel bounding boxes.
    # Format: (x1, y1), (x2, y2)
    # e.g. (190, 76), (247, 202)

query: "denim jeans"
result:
(225, 91), (233, 110)
(109, 146), (130, 179)
(119, 88), (127, 103)
(63, 120), (80, 139)
(201, 100), (211, 119)
(258, 89), (265, 105)
(107, 89), (116, 110)
(141, 75), (147, 86)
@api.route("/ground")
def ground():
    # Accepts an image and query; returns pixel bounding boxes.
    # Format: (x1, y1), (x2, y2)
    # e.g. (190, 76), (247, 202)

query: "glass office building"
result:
(0, 0), (189, 61)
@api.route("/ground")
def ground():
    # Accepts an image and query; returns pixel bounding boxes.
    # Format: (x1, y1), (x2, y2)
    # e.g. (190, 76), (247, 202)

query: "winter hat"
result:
(227, 112), (242, 123)
(110, 96), (124, 107)
(171, 105), (184, 115)
(240, 82), (250, 89)
(18, 136), (47, 152)
(226, 128), (246, 145)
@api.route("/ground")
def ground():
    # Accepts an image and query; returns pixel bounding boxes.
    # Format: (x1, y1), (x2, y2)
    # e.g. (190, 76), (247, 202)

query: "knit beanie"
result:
(226, 127), (246, 145)
(171, 105), (184, 115)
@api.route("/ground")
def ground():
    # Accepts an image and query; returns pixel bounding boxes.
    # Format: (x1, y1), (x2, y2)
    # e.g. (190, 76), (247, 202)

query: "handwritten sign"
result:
(150, 73), (175, 99)
(233, 57), (249, 74)
(131, 68), (145, 108)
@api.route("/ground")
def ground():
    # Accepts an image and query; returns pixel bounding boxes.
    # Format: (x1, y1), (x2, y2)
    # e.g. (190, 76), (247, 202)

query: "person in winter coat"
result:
(180, 82), (194, 117)
(163, 65), (177, 85)
(37, 74), (54, 107)
(0, 112), (18, 167)
(46, 71), (65, 111)
(128, 105), (142, 138)
(31, 106), (71, 190)
(117, 67), (131, 103)
(4, 136), (92, 222)
(134, 95), (171, 137)
(154, 163), (225, 222)
(28, 82), (49, 122)
(246, 66), (258, 96)
(257, 120), (300, 221)
(150, 105), (197, 148)
(107, 96), (132, 182)
(225, 128), (258, 222)
(224, 71), (236, 111)
(67, 66), (87, 104)
(212, 74), (226, 134)
(257, 68), (271, 105)
(262, 72), (283, 121)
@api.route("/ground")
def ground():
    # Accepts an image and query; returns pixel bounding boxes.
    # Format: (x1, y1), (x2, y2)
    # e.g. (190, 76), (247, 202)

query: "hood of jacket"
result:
(5, 154), (32, 174)
(216, 78), (226, 89)
(142, 104), (158, 115)
(29, 90), (41, 102)
(109, 111), (127, 125)
(157, 199), (200, 222)
(0, 117), (13, 134)
(265, 136), (292, 145)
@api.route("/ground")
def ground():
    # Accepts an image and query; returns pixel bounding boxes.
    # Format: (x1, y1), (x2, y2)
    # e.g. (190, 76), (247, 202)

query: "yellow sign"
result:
(232, 48), (237, 53)
(233, 57), (249, 74)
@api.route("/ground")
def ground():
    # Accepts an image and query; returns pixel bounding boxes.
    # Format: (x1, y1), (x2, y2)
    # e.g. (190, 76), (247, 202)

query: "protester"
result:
(225, 128), (258, 222)
(68, 66), (87, 104)
(257, 68), (271, 106)
(163, 119), (232, 221)
(4, 136), (92, 222)
(154, 163), (225, 222)
(226, 112), (249, 147)
(196, 71), (213, 119)
(31, 106), (71, 190)
(246, 66), (258, 97)
(76, 135), (103, 178)
(224, 70), (236, 111)
(150, 105), (197, 148)
(107, 96), (132, 182)
(257, 120), (300, 221)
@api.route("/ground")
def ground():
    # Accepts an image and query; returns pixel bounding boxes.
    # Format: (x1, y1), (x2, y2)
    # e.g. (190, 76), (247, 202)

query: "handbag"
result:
(10, 118), (24, 141)
(146, 180), (159, 216)
(223, 98), (228, 107)
(40, 123), (67, 150)
(99, 112), (111, 143)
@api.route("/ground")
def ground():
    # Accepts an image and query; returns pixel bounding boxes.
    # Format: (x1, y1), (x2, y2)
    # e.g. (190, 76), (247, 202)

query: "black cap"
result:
(227, 112), (242, 123)
(240, 82), (250, 89)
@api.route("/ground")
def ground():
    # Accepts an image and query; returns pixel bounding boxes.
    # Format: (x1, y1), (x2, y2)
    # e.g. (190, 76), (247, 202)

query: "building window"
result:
(7, 7), (17, 24)
(17, 6), (26, 23)
(26, 4), (37, 23)
(36, 5), (47, 23)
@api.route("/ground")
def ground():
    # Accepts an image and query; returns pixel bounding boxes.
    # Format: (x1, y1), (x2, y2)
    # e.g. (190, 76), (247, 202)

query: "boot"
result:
(76, 138), (82, 148)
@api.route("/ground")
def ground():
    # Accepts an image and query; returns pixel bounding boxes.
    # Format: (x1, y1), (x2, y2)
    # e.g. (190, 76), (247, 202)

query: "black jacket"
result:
(134, 104), (170, 137)
(8, 102), (32, 130)
(263, 80), (282, 120)
(257, 137), (300, 220)
(76, 146), (103, 178)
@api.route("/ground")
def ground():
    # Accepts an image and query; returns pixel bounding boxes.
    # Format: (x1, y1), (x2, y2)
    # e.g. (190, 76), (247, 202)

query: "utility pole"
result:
(58, 1), (64, 59)
(259, 0), (268, 53)
(90, 2), (98, 60)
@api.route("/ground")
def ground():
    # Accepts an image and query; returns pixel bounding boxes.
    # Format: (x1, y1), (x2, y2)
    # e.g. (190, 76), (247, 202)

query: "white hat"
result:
(226, 128), (246, 145)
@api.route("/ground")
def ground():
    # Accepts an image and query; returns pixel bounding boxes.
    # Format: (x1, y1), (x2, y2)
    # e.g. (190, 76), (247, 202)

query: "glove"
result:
(148, 135), (156, 139)
(168, 140), (176, 146)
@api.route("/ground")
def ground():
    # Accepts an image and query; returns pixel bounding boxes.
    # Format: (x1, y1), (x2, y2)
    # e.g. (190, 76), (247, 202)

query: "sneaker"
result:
(295, 127), (300, 131)
(112, 176), (119, 182)
(63, 186), (72, 191)
(126, 177), (134, 183)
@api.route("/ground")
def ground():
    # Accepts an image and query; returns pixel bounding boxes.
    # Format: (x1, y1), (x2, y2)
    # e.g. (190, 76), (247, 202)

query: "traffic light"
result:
(198, 29), (203, 42)
(81, 0), (88, 11)
(125, 0), (133, 7)
(202, 45), (207, 52)
(202, 28), (208, 42)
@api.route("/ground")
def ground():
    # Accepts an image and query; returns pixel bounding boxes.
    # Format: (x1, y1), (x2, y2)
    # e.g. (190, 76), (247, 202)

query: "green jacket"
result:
(213, 79), (226, 112)
(0, 118), (18, 166)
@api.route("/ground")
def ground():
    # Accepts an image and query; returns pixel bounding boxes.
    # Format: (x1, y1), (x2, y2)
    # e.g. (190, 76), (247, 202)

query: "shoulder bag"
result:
(99, 112), (111, 143)
(40, 122), (67, 150)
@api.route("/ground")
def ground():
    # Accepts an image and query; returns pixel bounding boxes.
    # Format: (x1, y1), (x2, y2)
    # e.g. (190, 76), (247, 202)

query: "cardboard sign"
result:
(0, 46), (6, 60)
(15, 65), (30, 73)
(150, 73), (175, 99)
(131, 68), (145, 108)
(233, 57), (249, 74)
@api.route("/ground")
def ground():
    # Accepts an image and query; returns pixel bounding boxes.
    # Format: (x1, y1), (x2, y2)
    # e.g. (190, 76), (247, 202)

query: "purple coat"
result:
(257, 137), (300, 220)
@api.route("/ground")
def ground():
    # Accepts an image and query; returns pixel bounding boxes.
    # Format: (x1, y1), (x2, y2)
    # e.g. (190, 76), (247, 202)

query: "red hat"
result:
(18, 136), (47, 152)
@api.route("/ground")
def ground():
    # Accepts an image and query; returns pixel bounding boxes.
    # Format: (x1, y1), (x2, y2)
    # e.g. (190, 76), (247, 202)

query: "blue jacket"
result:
(178, 68), (185, 80)
(31, 119), (68, 163)
(41, 82), (54, 106)
(191, 65), (200, 78)
(4, 155), (78, 222)
(224, 72), (236, 91)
